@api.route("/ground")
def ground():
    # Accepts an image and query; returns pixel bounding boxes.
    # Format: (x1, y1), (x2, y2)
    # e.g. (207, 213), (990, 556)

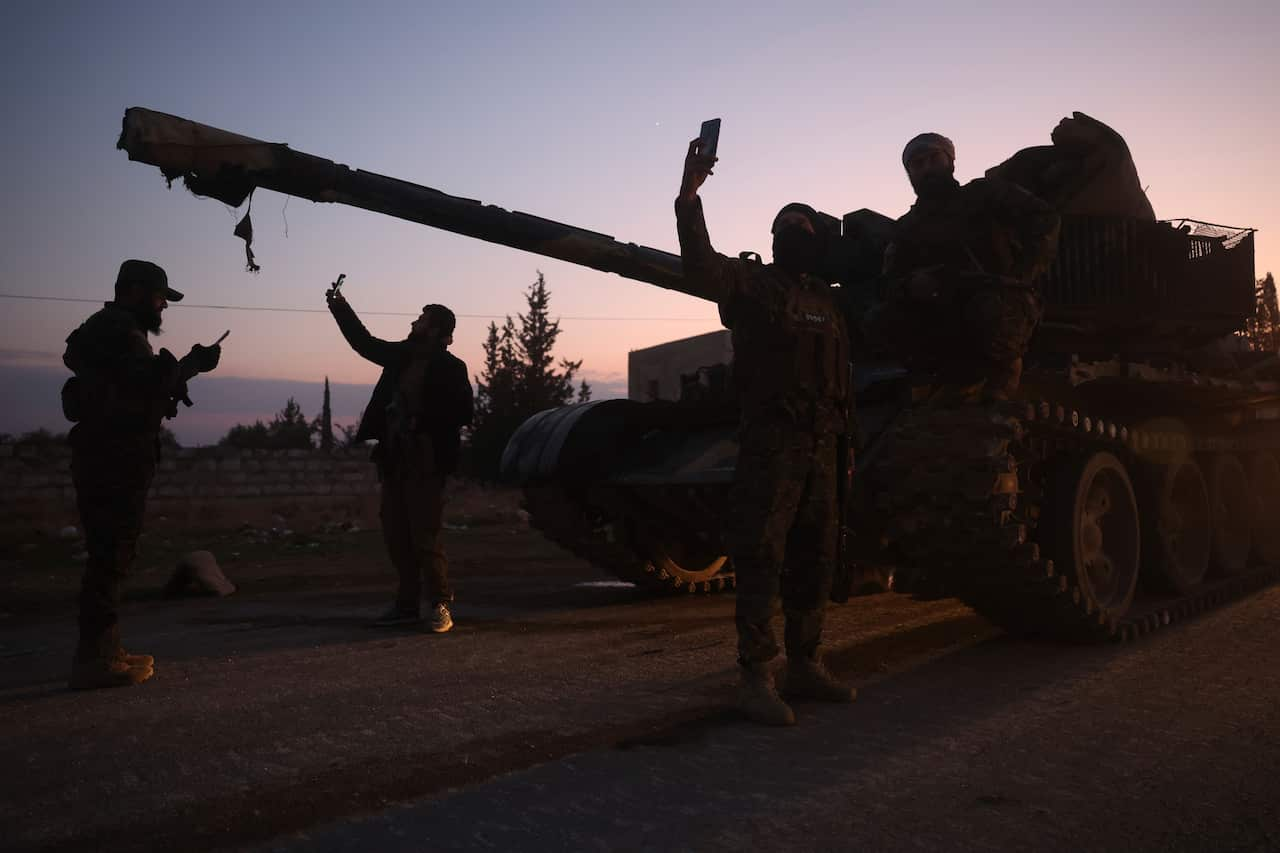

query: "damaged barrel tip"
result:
(114, 106), (691, 292)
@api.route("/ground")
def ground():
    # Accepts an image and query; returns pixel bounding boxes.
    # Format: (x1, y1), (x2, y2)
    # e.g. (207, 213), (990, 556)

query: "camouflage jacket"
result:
(884, 176), (1060, 287)
(62, 303), (186, 439)
(675, 195), (851, 434)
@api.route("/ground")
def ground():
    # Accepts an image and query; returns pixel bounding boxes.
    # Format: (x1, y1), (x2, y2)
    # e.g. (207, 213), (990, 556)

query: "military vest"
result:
(721, 269), (850, 430)
(62, 305), (176, 435)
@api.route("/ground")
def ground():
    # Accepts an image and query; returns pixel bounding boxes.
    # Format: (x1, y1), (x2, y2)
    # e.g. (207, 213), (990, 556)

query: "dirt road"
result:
(2, 522), (1277, 852)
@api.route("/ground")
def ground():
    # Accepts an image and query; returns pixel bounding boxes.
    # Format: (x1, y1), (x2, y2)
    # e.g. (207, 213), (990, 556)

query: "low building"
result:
(627, 329), (731, 402)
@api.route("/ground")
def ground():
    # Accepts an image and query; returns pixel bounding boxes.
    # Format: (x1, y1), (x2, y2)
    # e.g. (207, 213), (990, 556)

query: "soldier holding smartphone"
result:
(326, 281), (473, 633)
(61, 260), (222, 689)
(675, 129), (856, 726)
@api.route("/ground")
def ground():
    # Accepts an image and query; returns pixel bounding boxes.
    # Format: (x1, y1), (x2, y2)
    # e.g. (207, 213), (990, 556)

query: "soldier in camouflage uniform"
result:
(62, 260), (221, 689)
(868, 133), (1060, 400)
(676, 138), (856, 726)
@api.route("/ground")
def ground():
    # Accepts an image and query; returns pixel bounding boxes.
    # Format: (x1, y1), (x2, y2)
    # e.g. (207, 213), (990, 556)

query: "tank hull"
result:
(115, 106), (1275, 637)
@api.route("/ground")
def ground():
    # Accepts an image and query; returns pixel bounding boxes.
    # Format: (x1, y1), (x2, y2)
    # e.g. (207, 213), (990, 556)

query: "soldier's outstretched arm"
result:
(326, 286), (402, 367)
(674, 138), (746, 304)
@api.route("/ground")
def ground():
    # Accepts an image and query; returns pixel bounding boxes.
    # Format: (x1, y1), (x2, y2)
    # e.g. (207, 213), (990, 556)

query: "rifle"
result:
(830, 365), (857, 603)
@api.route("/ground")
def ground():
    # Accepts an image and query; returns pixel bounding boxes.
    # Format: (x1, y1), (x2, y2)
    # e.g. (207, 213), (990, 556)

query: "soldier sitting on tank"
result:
(866, 132), (1060, 401)
(326, 283), (474, 633)
(675, 137), (856, 727)
(62, 260), (222, 689)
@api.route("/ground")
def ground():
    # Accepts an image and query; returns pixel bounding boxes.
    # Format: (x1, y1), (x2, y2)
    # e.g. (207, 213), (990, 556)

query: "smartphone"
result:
(699, 118), (721, 159)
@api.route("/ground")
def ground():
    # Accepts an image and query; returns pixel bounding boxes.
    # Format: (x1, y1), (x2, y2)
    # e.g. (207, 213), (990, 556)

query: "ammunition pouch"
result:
(164, 379), (193, 420)
(830, 430), (855, 604)
(60, 376), (84, 422)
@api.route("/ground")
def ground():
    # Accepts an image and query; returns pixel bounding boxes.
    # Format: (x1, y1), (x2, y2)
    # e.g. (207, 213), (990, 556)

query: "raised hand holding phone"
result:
(698, 118), (720, 159)
(326, 273), (347, 302)
(680, 119), (721, 202)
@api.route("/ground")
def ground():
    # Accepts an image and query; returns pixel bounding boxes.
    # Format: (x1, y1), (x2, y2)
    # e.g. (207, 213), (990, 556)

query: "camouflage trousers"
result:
(71, 437), (155, 662)
(863, 284), (1042, 398)
(728, 420), (839, 664)
(380, 468), (452, 610)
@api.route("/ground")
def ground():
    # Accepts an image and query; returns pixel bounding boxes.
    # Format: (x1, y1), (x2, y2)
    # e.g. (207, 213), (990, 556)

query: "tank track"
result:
(868, 400), (1280, 642)
(522, 484), (736, 594)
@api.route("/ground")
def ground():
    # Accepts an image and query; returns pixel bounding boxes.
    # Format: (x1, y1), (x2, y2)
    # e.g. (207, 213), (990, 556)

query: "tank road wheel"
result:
(522, 485), (656, 589)
(1205, 454), (1252, 575)
(1248, 452), (1280, 565)
(1046, 451), (1141, 619)
(646, 536), (729, 592)
(1142, 458), (1211, 595)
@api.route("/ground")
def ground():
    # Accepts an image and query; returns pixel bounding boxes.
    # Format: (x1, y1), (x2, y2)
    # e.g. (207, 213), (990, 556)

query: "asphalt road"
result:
(3, 527), (1279, 852)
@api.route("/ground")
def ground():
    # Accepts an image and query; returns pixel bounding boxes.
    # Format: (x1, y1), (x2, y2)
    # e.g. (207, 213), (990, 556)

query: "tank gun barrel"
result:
(117, 107), (698, 299)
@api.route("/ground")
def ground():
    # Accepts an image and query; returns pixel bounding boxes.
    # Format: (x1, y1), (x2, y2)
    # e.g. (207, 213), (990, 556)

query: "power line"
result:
(0, 292), (713, 323)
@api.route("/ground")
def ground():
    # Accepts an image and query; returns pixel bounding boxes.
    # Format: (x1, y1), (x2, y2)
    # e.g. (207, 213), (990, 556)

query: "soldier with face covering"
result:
(869, 132), (1060, 401)
(675, 138), (856, 727)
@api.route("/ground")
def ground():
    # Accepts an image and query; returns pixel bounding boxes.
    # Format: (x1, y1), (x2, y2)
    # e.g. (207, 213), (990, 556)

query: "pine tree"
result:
(1244, 273), (1279, 353)
(314, 376), (335, 452)
(474, 319), (518, 428)
(1258, 273), (1278, 353)
(468, 272), (592, 480)
(269, 397), (314, 449)
(515, 272), (582, 414)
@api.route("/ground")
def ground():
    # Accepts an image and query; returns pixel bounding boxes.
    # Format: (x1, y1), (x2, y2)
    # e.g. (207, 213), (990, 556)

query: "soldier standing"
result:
(869, 132), (1060, 400)
(326, 283), (473, 633)
(62, 260), (221, 689)
(675, 139), (856, 726)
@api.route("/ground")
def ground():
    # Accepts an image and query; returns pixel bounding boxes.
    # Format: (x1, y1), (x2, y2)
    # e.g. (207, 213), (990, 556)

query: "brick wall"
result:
(0, 443), (380, 540)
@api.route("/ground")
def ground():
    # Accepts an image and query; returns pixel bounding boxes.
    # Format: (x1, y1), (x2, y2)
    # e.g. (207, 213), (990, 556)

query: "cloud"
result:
(0, 364), (633, 445)
(579, 369), (627, 400)
(0, 349), (64, 367)
(0, 364), (373, 447)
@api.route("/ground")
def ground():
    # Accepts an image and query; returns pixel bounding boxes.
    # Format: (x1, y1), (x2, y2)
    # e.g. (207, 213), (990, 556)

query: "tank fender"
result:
(500, 399), (665, 485)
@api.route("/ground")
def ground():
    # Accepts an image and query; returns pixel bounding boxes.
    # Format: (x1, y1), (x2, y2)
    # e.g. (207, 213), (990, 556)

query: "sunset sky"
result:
(1, 0), (1276, 444)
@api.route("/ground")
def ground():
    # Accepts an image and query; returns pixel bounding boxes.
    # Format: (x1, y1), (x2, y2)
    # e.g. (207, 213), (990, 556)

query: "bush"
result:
(219, 397), (314, 450)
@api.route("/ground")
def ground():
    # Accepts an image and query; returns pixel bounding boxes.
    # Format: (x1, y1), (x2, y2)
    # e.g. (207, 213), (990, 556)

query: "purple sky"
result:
(2, 1), (1276, 445)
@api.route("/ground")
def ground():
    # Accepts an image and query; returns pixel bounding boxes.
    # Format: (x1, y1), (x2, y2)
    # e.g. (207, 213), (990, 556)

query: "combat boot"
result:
(429, 602), (453, 634)
(113, 649), (155, 669)
(737, 661), (796, 726)
(69, 657), (154, 690)
(784, 655), (857, 704)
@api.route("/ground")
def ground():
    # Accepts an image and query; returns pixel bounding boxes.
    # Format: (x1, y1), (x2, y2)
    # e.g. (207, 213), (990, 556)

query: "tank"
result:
(857, 216), (1273, 641)
(118, 107), (1277, 640)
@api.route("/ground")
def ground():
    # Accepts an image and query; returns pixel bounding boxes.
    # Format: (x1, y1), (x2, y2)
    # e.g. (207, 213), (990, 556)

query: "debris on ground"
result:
(165, 550), (236, 597)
